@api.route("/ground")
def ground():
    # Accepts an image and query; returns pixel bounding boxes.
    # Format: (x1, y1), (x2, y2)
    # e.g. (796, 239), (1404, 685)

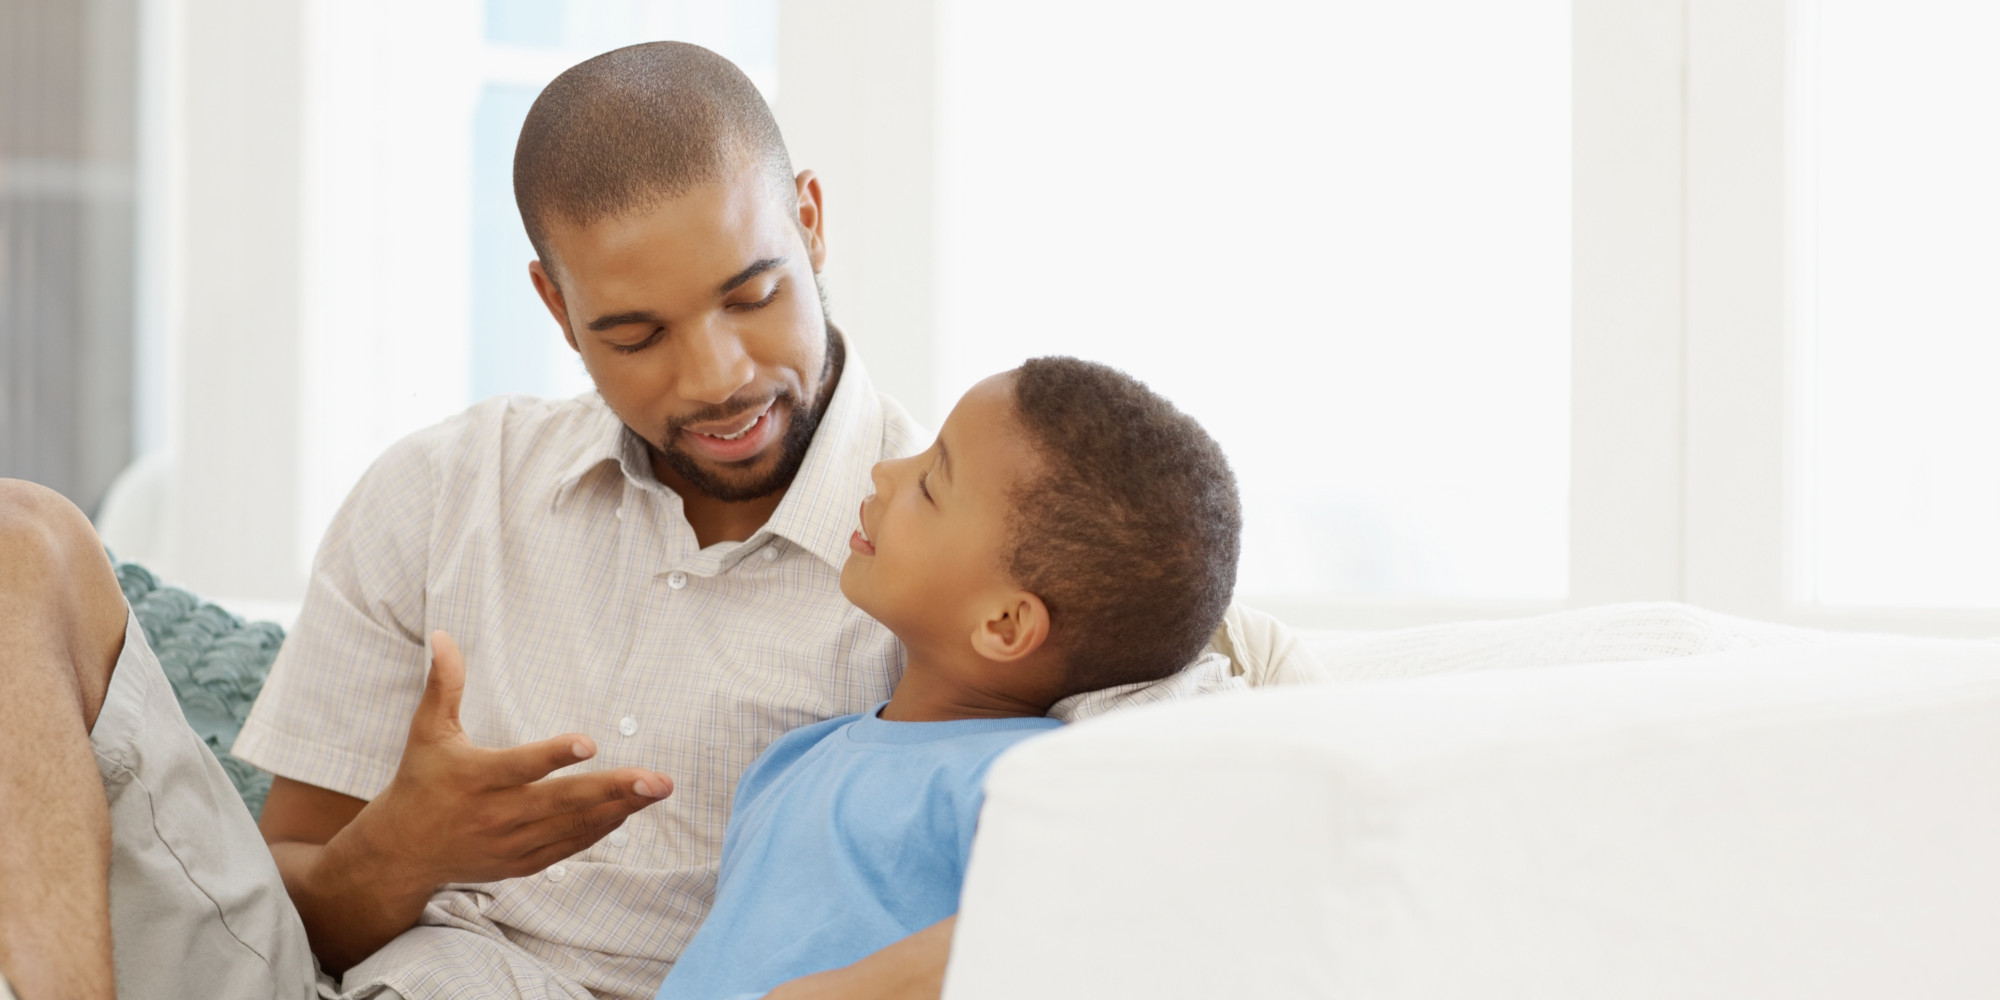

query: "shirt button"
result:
(607, 828), (630, 848)
(761, 547), (778, 562)
(618, 716), (638, 737)
(667, 571), (689, 590)
(614, 506), (625, 520)
(548, 863), (568, 882)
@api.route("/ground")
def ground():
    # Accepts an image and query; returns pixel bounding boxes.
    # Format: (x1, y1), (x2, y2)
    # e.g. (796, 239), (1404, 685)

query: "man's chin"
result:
(658, 446), (792, 503)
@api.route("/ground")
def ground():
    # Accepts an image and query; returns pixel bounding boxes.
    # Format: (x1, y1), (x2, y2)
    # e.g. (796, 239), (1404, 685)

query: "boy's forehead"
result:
(942, 374), (1040, 492)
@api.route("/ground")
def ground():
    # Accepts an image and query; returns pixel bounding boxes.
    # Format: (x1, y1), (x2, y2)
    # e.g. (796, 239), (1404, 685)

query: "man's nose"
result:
(675, 319), (755, 405)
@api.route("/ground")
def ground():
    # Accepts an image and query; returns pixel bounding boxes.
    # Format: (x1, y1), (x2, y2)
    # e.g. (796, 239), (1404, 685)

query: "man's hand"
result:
(260, 631), (674, 971)
(765, 915), (956, 1000)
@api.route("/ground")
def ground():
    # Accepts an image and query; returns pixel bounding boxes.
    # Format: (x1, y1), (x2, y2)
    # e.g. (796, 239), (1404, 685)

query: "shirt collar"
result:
(756, 335), (884, 571)
(548, 330), (886, 573)
(551, 395), (645, 506)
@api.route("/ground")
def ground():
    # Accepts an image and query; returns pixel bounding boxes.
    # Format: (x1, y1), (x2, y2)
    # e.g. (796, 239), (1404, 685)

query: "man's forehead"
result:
(551, 208), (794, 309)
(545, 165), (794, 274)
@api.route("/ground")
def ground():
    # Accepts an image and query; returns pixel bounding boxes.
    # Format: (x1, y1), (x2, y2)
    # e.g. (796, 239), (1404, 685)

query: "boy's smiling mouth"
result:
(849, 498), (876, 556)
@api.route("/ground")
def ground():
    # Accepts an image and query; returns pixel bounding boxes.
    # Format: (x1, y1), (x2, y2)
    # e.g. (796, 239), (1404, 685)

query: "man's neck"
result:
(657, 468), (786, 548)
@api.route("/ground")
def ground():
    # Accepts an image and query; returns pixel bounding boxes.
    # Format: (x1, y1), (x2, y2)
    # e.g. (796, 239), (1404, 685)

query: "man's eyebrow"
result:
(583, 257), (787, 332)
(586, 310), (665, 332)
(717, 256), (787, 296)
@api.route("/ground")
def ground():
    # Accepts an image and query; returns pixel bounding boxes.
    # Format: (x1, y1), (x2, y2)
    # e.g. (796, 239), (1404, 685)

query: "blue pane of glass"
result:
(471, 82), (577, 401)
(486, 0), (568, 47)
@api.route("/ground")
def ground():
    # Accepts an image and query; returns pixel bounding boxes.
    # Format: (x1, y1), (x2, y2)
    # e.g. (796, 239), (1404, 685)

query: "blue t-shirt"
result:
(656, 704), (1062, 1000)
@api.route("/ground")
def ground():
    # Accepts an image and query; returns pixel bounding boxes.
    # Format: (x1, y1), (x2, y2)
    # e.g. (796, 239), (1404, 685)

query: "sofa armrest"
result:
(946, 641), (2000, 999)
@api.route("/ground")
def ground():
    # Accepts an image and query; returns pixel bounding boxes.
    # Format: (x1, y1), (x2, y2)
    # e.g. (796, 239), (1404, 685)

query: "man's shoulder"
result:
(875, 390), (928, 461)
(376, 392), (615, 479)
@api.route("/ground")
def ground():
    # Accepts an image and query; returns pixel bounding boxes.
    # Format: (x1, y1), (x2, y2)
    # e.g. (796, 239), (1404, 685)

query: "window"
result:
(1798, 0), (2000, 609)
(936, 0), (1572, 609)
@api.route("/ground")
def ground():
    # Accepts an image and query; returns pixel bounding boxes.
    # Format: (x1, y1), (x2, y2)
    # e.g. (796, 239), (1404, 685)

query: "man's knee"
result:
(0, 480), (128, 705)
(0, 479), (111, 593)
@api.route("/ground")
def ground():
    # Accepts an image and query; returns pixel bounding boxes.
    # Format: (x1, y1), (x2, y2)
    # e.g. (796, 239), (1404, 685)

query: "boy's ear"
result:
(970, 590), (1050, 663)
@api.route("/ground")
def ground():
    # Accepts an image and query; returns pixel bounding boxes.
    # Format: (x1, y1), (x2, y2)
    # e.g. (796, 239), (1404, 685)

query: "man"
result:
(237, 40), (931, 999)
(0, 40), (948, 1000)
(0, 40), (1278, 1000)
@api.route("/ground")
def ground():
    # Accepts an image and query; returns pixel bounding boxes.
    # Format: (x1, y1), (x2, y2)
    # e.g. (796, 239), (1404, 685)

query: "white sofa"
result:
(944, 604), (2000, 999)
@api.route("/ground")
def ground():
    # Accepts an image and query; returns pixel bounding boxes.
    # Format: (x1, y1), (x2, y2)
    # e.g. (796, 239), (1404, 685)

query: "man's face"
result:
(530, 165), (832, 502)
(841, 374), (1045, 650)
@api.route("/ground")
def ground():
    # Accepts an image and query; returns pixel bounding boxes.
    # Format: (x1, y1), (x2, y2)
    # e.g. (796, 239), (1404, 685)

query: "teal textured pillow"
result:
(113, 559), (283, 818)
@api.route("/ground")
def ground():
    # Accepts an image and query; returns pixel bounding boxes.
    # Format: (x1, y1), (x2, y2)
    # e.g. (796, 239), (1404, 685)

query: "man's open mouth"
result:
(678, 400), (781, 464)
(685, 401), (774, 441)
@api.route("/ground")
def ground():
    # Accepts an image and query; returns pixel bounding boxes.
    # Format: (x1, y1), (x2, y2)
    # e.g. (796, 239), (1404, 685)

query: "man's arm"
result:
(765, 915), (956, 1000)
(257, 632), (675, 972)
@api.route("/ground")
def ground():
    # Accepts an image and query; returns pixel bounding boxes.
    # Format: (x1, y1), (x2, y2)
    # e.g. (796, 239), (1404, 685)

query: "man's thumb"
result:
(416, 630), (468, 738)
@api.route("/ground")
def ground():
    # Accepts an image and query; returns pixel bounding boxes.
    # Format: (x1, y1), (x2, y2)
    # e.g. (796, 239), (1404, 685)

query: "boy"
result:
(656, 356), (1243, 999)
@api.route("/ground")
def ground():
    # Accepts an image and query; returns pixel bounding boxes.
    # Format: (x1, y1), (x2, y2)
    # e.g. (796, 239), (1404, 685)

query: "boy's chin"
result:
(837, 560), (868, 611)
(838, 565), (899, 633)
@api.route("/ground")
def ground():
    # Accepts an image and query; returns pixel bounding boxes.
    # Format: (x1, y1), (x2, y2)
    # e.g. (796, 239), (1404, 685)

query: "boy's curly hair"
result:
(1007, 357), (1242, 697)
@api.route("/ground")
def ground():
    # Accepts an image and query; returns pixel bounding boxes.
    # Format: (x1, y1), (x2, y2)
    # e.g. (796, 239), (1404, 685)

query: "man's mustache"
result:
(665, 390), (794, 436)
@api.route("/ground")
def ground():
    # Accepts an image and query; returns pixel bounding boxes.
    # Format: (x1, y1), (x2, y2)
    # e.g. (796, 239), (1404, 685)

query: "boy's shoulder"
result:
(737, 711), (1063, 810)
(734, 712), (861, 805)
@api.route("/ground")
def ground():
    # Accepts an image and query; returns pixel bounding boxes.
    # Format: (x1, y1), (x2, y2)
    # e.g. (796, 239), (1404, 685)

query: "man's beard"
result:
(653, 322), (845, 503)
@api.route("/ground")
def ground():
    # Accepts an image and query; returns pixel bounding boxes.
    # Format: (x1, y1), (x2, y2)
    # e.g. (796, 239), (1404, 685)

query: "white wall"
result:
(151, 0), (308, 602)
(775, 0), (940, 428)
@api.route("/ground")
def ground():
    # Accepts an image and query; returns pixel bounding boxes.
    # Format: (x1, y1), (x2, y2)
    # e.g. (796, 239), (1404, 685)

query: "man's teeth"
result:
(706, 414), (760, 440)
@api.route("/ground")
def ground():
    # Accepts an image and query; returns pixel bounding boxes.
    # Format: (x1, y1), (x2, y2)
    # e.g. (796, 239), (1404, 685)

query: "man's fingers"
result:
(412, 630), (468, 742)
(523, 768), (673, 820)
(513, 795), (654, 859)
(518, 826), (621, 876)
(485, 732), (601, 788)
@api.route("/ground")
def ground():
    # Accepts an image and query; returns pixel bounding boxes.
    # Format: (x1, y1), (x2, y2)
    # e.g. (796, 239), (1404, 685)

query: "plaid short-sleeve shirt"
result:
(235, 348), (922, 1000)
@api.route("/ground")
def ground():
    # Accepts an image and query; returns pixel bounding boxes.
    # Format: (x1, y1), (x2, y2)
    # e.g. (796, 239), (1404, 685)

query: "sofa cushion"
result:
(114, 559), (283, 818)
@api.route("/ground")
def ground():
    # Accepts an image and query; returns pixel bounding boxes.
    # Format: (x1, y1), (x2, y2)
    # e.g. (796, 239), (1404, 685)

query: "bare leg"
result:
(0, 480), (131, 1000)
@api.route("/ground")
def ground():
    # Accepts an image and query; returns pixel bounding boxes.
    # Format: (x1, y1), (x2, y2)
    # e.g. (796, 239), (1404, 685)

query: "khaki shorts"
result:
(92, 608), (320, 999)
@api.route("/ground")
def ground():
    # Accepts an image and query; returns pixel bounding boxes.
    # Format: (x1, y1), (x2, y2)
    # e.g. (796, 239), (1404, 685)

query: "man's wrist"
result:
(318, 802), (439, 916)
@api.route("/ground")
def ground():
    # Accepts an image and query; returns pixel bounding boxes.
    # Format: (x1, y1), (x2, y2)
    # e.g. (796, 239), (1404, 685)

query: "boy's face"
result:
(841, 373), (1044, 649)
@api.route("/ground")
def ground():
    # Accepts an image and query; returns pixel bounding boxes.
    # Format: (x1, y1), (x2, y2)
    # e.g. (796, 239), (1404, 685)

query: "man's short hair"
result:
(1007, 357), (1243, 697)
(514, 41), (793, 276)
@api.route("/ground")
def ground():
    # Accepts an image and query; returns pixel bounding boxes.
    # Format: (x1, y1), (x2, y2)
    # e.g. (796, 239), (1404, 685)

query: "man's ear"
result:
(971, 590), (1050, 663)
(793, 169), (827, 273)
(528, 259), (580, 353)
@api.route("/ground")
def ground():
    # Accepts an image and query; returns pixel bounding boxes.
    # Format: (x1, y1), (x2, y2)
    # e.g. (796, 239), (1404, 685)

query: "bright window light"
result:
(937, 0), (1572, 603)
(1801, 0), (2000, 608)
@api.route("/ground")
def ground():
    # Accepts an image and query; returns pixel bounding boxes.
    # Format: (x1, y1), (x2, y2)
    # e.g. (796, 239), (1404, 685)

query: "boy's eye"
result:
(917, 470), (933, 502)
